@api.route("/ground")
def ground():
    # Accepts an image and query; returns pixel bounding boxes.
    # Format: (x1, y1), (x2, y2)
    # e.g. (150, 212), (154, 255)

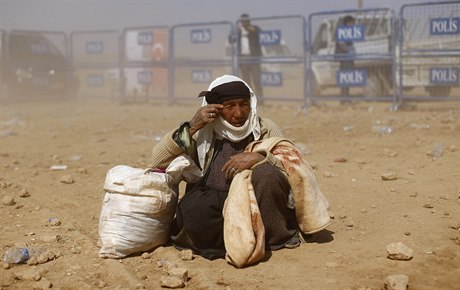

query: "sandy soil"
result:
(0, 96), (459, 290)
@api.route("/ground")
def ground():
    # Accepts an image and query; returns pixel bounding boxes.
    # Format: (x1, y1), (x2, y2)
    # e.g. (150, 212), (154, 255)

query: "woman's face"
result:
(219, 97), (251, 127)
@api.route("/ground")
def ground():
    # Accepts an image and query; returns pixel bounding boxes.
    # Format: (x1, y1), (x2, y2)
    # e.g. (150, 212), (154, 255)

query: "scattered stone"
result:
(333, 157), (347, 163)
(446, 145), (457, 152)
(449, 223), (460, 230)
(386, 242), (413, 260)
(423, 203), (434, 209)
(18, 188), (30, 198)
(381, 172), (398, 181)
(21, 268), (42, 281)
(59, 175), (75, 184)
(70, 245), (81, 254)
(2, 195), (15, 206)
(384, 274), (409, 290)
(35, 277), (53, 289)
(40, 235), (61, 243)
(180, 249), (193, 261)
(141, 252), (150, 259)
(76, 167), (88, 174)
(309, 161), (319, 169)
(160, 275), (185, 288)
(3, 262), (11, 269)
(404, 232), (410, 236)
(345, 221), (354, 228)
(323, 171), (333, 178)
(168, 267), (188, 283)
(409, 192), (418, 198)
(384, 149), (398, 157)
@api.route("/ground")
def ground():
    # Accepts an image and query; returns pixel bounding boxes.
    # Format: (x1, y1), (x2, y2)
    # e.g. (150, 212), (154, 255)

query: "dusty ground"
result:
(0, 96), (459, 290)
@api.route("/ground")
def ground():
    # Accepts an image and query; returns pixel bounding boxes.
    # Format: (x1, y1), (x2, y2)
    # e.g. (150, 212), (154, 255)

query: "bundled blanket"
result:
(223, 137), (331, 267)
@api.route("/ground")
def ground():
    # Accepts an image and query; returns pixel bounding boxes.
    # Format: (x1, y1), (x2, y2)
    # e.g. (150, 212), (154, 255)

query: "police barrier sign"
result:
(191, 69), (212, 83)
(86, 41), (104, 54)
(137, 71), (152, 84)
(191, 29), (212, 43)
(430, 17), (459, 35)
(138, 32), (153, 45)
(336, 25), (365, 42)
(261, 72), (283, 86)
(336, 69), (367, 86)
(430, 67), (459, 85)
(259, 30), (281, 46)
(87, 75), (104, 87)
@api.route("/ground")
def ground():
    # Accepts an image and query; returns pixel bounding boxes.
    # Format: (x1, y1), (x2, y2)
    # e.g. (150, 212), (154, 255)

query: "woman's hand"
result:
(222, 152), (264, 179)
(189, 104), (223, 136)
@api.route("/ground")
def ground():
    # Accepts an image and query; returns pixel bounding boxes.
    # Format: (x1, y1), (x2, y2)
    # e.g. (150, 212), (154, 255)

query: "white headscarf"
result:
(196, 74), (261, 169)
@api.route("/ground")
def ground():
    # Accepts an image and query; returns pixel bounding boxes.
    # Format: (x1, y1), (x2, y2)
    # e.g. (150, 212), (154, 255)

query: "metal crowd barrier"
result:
(70, 30), (121, 99)
(121, 26), (169, 103)
(308, 8), (397, 104)
(169, 21), (235, 102)
(398, 1), (460, 102)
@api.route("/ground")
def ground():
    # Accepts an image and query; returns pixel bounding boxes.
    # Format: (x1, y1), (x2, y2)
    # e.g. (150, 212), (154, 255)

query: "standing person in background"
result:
(335, 15), (356, 98)
(234, 13), (264, 104)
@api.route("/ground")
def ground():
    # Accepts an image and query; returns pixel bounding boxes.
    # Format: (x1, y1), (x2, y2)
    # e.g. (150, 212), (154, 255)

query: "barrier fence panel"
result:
(308, 8), (396, 104)
(70, 30), (121, 99)
(234, 15), (307, 105)
(0, 30), (5, 97)
(122, 26), (169, 102)
(170, 21), (234, 102)
(399, 1), (460, 101)
(5, 30), (73, 98)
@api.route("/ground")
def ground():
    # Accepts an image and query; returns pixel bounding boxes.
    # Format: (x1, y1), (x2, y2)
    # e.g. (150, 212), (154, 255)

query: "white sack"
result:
(99, 155), (202, 258)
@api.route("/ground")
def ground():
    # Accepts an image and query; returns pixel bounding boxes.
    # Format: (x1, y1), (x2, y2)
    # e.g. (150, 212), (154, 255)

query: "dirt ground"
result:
(0, 96), (459, 290)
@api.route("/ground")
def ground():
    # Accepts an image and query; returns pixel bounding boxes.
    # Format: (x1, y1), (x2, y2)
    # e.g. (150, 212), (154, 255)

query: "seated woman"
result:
(151, 74), (299, 260)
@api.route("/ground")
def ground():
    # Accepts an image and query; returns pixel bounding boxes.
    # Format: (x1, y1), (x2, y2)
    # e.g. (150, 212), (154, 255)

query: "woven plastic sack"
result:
(99, 155), (202, 258)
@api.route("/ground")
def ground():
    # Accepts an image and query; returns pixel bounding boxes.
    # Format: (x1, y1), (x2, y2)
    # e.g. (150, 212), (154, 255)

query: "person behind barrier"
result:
(335, 15), (356, 98)
(233, 13), (264, 104)
(150, 74), (299, 260)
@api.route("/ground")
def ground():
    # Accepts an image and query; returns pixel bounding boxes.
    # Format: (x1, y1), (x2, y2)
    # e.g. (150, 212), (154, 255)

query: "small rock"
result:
(59, 175), (75, 184)
(142, 252), (150, 259)
(168, 267), (188, 283)
(381, 172), (398, 181)
(423, 203), (434, 209)
(70, 245), (81, 254)
(21, 268), (42, 281)
(404, 232), (410, 236)
(384, 274), (409, 290)
(333, 157), (347, 163)
(446, 145), (457, 152)
(18, 188), (30, 197)
(76, 167), (88, 174)
(345, 221), (354, 228)
(409, 192), (418, 198)
(35, 277), (53, 289)
(3, 262), (11, 269)
(324, 261), (339, 268)
(449, 223), (460, 230)
(323, 171), (333, 178)
(386, 242), (413, 260)
(180, 250), (193, 261)
(2, 195), (15, 206)
(160, 275), (185, 288)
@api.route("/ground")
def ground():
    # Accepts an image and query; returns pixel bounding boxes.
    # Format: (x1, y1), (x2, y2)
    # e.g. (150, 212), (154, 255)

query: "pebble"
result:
(180, 249), (193, 261)
(48, 217), (61, 226)
(169, 267), (188, 283)
(423, 203), (434, 209)
(333, 157), (347, 163)
(59, 175), (75, 184)
(160, 275), (185, 288)
(76, 167), (88, 174)
(384, 274), (409, 290)
(386, 242), (413, 260)
(18, 188), (30, 197)
(141, 252), (150, 259)
(2, 195), (16, 206)
(381, 172), (398, 181)
(323, 171), (333, 178)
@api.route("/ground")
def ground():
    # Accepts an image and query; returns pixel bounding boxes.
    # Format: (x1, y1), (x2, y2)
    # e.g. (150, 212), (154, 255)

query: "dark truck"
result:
(2, 32), (78, 97)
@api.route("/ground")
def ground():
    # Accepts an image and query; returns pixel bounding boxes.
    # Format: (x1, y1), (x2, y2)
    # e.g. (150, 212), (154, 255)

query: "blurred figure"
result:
(335, 15), (356, 98)
(234, 13), (264, 104)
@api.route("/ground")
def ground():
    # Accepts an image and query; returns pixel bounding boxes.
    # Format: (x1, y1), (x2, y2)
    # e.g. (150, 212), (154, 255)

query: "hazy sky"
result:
(0, 0), (430, 33)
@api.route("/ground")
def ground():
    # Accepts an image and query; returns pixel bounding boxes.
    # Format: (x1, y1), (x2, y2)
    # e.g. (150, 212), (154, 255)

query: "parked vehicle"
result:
(3, 32), (78, 97)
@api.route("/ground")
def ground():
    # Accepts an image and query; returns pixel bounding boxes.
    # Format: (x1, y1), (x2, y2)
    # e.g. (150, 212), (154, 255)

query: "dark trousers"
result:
(239, 63), (263, 102)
